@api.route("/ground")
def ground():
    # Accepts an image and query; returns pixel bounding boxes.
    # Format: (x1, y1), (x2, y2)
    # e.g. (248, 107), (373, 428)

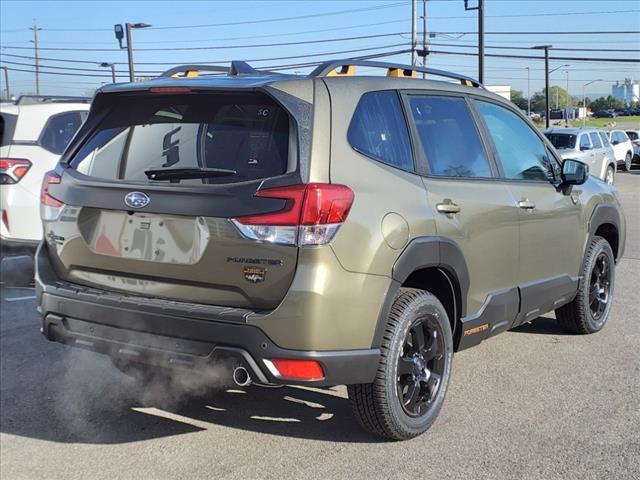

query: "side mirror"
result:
(580, 145), (591, 151)
(612, 140), (619, 145)
(561, 159), (589, 186)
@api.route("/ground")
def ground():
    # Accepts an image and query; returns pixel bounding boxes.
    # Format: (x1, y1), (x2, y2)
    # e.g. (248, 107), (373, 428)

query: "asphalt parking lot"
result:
(1, 171), (638, 480)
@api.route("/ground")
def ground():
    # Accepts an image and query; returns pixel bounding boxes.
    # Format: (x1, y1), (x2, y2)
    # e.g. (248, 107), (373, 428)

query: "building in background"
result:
(612, 79), (639, 105)
(486, 85), (511, 101)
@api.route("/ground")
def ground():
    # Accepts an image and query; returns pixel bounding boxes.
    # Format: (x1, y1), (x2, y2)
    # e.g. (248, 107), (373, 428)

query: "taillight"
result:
(265, 358), (325, 381)
(0, 158), (32, 184)
(232, 183), (354, 246)
(40, 171), (65, 221)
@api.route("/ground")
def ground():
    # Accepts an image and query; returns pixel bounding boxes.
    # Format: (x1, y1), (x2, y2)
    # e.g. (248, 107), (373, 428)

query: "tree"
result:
(589, 95), (626, 111)
(530, 86), (577, 113)
(510, 89), (528, 111)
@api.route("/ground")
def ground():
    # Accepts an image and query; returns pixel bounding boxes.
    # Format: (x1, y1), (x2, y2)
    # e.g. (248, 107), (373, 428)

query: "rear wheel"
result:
(556, 236), (615, 334)
(348, 288), (453, 440)
(605, 165), (615, 184)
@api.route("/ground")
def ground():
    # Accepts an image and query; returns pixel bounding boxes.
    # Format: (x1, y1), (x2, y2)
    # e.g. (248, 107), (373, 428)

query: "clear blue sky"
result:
(1, 0), (639, 99)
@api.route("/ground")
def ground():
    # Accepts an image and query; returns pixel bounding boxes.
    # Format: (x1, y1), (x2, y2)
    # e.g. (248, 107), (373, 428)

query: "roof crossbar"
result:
(160, 64), (230, 78)
(308, 59), (484, 88)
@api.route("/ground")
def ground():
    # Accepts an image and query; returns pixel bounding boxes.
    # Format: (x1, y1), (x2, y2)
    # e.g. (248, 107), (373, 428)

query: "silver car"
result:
(544, 128), (617, 184)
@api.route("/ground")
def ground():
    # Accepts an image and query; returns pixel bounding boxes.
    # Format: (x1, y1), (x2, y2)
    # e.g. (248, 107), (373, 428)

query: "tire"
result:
(623, 152), (632, 172)
(556, 236), (615, 334)
(605, 165), (615, 185)
(348, 288), (453, 440)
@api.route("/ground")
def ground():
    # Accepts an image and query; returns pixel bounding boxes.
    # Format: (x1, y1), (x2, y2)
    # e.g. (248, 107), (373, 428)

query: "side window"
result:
(627, 131), (638, 141)
(579, 134), (591, 150)
(407, 95), (492, 178)
(600, 131), (611, 147)
(474, 100), (552, 181)
(347, 91), (414, 171)
(39, 111), (87, 155)
(589, 132), (602, 149)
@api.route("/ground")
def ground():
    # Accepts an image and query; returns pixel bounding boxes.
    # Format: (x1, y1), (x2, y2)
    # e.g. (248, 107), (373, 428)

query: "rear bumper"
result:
(35, 243), (379, 387)
(1, 235), (40, 255)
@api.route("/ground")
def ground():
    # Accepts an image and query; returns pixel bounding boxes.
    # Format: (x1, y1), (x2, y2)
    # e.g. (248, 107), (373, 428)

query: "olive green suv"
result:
(35, 60), (626, 440)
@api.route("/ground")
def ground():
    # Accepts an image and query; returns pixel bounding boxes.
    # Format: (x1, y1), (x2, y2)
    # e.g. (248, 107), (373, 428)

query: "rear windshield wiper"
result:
(144, 167), (237, 183)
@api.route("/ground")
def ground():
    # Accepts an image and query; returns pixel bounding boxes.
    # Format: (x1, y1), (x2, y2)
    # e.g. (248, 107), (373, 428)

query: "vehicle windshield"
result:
(544, 133), (576, 150)
(70, 92), (291, 185)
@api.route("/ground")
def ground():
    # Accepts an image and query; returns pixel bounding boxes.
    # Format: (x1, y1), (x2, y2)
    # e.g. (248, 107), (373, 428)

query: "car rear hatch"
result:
(42, 83), (314, 310)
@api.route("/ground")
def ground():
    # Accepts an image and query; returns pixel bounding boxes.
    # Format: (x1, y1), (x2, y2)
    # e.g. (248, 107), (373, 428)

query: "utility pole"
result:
(411, 0), (417, 65)
(464, 0), (484, 84)
(422, 0), (427, 69)
(0, 66), (9, 100)
(525, 66), (531, 116)
(29, 24), (42, 95)
(534, 45), (552, 128)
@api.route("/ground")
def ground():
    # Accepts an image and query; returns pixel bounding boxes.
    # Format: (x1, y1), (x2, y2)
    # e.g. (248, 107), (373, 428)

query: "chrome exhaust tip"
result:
(232, 366), (251, 387)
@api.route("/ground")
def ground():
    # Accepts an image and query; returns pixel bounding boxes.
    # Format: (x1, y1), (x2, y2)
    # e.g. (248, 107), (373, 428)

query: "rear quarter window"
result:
(347, 90), (414, 171)
(39, 110), (87, 155)
(0, 113), (18, 147)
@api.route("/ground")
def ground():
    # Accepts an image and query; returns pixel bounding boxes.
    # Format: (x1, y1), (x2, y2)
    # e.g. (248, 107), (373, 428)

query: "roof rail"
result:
(309, 60), (483, 88)
(160, 61), (264, 78)
(15, 95), (91, 105)
(160, 64), (229, 78)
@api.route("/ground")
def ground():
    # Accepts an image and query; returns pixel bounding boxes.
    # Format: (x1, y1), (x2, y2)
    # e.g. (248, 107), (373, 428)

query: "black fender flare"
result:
(370, 236), (470, 348)
(588, 202), (624, 261)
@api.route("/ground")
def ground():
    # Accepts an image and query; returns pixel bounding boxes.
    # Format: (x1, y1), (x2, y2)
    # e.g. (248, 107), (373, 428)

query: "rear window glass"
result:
(70, 93), (291, 185)
(40, 110), (87, 155)
(544, 133), (576, 150)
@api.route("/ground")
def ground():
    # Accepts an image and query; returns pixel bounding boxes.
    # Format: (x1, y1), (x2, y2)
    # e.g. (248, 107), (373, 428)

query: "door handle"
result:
(517, 199), (536, 210)
(436, 199), (461, 214)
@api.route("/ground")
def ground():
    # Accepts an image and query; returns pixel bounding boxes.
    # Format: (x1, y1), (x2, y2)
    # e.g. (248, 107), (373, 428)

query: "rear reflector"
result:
(0, 158), (32, 184)
(269, 358), (325, 381)
(232, 183), (354, 246)
(40, 171), (65, 221)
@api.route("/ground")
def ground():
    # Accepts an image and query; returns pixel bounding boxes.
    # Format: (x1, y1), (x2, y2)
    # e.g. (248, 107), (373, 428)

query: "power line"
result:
(428, 42), (640, 53)
(429, 49), (640, 63)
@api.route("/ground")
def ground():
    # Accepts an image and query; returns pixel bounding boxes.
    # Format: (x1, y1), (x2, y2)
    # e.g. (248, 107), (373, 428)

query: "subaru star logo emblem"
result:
(124, 191), (150, 209)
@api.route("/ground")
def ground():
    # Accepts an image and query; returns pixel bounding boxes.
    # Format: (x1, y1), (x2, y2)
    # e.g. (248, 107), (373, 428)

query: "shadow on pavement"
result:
(510, 315), (573, 336)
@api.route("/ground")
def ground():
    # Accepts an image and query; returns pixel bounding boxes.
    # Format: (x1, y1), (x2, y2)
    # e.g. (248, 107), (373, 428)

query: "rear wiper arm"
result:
(144, 167), (237, 183)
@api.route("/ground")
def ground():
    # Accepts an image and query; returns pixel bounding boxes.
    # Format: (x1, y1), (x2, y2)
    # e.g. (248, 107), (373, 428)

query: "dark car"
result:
(594, 110), (617, 118)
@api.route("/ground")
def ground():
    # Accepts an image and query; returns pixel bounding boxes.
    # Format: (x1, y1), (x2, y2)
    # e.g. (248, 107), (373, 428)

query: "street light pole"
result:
(0, 66), (9, 100)
(119, 22), (152, 82)
(99, 62), (117, 83)
(583, 79), (603, 126)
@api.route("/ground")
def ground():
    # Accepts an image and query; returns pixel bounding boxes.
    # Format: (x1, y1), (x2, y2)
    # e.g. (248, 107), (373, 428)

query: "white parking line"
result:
(4, 295), (36, 302)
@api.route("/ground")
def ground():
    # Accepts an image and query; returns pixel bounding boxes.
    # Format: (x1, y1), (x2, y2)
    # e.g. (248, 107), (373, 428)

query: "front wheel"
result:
(348, 288), (453, 440)
(623, 152), (632, 172)
(556, 236), (615, 334)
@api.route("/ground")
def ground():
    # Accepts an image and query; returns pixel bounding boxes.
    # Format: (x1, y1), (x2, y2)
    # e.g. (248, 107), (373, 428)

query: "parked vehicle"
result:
(606, 130), (634, 171)
(1, 96), (89, 253)
(593, 110), (616, 118)
(36, 60), (626, 440)
(544, 127), (617, 184)
(625, 129), (640, 163)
